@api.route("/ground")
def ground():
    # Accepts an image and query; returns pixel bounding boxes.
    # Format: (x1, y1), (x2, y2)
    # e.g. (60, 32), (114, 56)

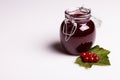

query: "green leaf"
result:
(89, 45), (110, 55)
(75, 45), (111, 68)
(75, 57), (93, 68)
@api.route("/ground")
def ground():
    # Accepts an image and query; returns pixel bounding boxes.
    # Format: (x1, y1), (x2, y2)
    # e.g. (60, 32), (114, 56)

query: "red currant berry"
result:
(83, 57), (89, 62)
(93, 56), (99, 62)
(89, 57), (94, 62)
(80, 52), (87, 58)
(92, 53), (97, 58)
(86, 52), (92, 57)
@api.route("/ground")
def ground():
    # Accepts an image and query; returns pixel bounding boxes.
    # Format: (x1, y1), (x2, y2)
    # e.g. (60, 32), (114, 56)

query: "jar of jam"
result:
(60, 7), (96, 55)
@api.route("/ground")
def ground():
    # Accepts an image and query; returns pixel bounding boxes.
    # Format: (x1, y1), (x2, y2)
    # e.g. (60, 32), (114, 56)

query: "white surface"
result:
(0, 0), (120, 80)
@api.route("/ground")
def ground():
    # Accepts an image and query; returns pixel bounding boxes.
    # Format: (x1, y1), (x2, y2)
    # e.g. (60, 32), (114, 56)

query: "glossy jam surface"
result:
(60, 20), (96, 55)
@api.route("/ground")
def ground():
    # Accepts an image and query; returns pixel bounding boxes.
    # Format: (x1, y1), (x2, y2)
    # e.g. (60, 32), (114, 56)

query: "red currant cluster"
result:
(80, 52), (99, 63)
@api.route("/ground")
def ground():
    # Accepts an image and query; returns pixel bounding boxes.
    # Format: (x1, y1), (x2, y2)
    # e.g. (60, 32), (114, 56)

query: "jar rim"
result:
(65, 7), (91, 18)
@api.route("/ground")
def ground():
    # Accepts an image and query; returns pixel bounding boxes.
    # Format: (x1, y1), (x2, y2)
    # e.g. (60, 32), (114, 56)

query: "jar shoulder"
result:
(60, 20), (96, 37)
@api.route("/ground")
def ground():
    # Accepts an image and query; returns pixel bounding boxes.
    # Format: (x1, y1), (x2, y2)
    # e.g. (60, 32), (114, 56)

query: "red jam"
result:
(60, 7), (96, 55)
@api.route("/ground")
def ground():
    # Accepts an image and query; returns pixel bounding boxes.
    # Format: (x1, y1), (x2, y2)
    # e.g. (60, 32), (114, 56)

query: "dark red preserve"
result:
(60, 7), (96, 55)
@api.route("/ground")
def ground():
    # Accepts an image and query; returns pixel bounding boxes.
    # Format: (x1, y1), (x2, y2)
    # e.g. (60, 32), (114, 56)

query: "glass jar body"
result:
(60, 20), (96, 55)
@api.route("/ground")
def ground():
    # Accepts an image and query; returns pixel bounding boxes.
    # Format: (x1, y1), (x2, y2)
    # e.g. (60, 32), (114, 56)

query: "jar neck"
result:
(65, 7), (91, 24)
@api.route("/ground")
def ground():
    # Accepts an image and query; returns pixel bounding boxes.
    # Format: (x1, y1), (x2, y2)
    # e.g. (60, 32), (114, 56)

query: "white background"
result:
(0, 0), (120, 80)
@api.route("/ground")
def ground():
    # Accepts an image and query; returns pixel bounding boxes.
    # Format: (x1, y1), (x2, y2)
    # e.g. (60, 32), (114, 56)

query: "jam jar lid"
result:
(65, 7), (91, 22)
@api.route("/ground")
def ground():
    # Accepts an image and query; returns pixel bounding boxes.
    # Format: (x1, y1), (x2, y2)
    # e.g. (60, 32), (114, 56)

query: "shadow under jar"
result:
(60, 7), (96, 55)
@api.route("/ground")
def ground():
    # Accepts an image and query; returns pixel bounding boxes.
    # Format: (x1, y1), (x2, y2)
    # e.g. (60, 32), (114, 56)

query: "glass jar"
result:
(60, 7), (96, 55)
